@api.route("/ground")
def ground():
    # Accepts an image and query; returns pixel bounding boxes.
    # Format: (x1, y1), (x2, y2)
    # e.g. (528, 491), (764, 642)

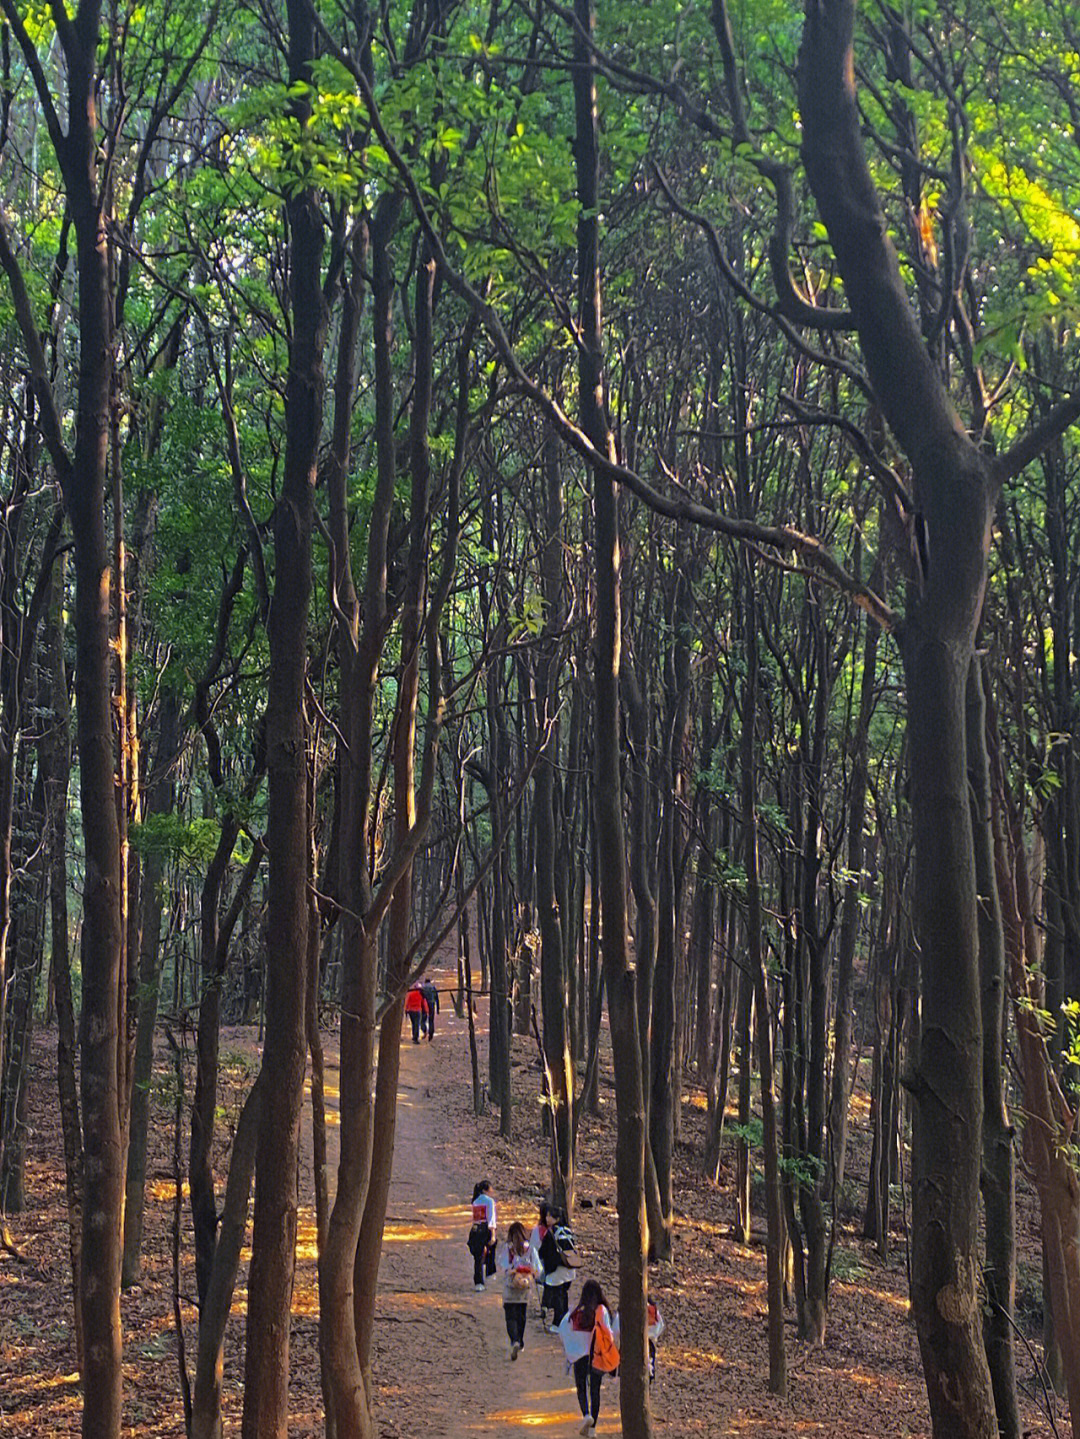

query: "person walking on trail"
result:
(497, 1221), (542, 1360)
(538, 1210), (579, 1327)
(421, 977), (440, 1039)
(467, 1179), (497, 1290)
(405, 983), (427, 1044)
(558, 1279), (618, 1435)
(530, 1202), (553, 1327)
(614, 1297), (665, 1383)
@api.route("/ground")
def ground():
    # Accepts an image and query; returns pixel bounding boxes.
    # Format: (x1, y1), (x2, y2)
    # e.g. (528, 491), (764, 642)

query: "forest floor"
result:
(0, 970), (1064, 1438)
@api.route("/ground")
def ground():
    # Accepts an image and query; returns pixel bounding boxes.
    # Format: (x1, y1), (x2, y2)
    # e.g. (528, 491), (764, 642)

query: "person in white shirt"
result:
(497, 1222), (543, 1358)
(468, 1180), (497, 1290)
(557, 1279), (616, 1435)
(613, 1298), (665, 1382)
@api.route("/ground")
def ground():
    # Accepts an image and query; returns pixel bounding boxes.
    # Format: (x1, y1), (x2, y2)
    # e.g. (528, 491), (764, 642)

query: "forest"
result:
(2, 0), (1080, 1436)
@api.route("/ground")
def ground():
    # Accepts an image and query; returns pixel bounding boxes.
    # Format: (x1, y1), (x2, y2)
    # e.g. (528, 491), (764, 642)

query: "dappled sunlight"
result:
(473, 1409), (610, 1428)
(4, 1369), (81, 1397)
(381, 1291), (465, 1312)
(834, 1280), (910, 1313)
(147, 1178), (189, 1201)
(664, 1343), (744, 1374)
(383, 1223), (443, 1243)
(292, 1285), (318, 1316)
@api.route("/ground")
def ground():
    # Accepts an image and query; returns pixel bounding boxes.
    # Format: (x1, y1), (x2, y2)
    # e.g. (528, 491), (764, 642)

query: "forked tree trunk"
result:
(799, 5), (1002, 1430)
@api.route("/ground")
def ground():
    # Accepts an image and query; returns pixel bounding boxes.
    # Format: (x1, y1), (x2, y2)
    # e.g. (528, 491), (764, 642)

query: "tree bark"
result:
(573, 0), (652, 1429)
(241, 5), (326, 1428)
(799, 4), (998, 1430)
(965, 662), (1019, 1439)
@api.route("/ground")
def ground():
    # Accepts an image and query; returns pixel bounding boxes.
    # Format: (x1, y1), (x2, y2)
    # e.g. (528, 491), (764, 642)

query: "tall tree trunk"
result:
(535, 431), (574, 1213)
(573, 0), (652, 1428)
(828, 597), (878, 1199)
(965, 662), (1019, 1439)
(799, 5), (1002, 1429)
(123, 691), (180, 1287)
(241, 6), (326, 1428)
(741, 561), (787, 1396)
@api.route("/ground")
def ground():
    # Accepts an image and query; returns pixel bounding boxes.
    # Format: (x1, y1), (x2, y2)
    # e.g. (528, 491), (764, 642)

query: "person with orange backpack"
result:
(613, 1296), (665, 1382)
(557, 1279), (618, 1435)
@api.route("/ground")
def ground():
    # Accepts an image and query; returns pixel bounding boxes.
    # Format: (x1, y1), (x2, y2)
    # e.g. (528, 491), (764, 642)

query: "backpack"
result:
(591, 1318), (620, 1373)
(552, 1223), (582, 1269)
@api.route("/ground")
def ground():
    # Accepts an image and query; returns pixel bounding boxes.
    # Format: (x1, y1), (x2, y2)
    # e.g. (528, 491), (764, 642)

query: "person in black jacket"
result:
(538, 1211), (577, 1326)
(421, 978), (440, 1039)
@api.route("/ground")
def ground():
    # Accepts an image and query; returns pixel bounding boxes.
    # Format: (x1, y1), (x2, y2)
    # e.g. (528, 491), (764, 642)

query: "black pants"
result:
(427, 1008), (436, 1038)
(409, 1011), (421, 1042)
(573, 1358), (602, 1421)
(545, 1283), (569, 1325)
(504, 1302), (527, 1347)
(470, 1227), (495, 1285)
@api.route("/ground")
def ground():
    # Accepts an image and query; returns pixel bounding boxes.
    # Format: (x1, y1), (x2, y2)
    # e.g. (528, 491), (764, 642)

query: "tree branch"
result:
(995, 392), (1080, 485)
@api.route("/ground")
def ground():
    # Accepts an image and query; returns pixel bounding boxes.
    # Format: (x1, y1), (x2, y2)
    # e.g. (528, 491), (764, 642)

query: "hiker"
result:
(558, 1278), (618, 1436)
(613, 1297), (665, 1383)
(467, 1179), (497, 1290)
(497, 1221), (542, 1359)
(538, 1210), (579, 1327)
(421, 977), (440, 1039)
(405, 983), (428, 1043)
(530, 1202), (552, 1326)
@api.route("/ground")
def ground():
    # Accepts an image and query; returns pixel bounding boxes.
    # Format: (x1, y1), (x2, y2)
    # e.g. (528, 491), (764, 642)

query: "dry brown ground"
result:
(0, 973), (1064, 1437)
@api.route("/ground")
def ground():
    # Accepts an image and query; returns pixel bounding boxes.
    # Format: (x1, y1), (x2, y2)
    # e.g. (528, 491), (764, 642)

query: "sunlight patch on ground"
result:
(834, 1280), (910, 1312)
(148, 1178), (189, 1201)
(292, 1285), (318, 1316)
(381, 1291), (465, 1312)
(296, 1217), (320, 1261)
(4, 1370), (81, 1396)
(474, 1409), (589, 1427)
(383, 1223), (443, 1242)
(664, 1344), (730, 1373)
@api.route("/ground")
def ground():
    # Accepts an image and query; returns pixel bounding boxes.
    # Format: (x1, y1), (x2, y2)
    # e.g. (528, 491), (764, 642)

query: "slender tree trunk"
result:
(123, 691), (180, 1287)
(965, 662), (1019, 1439)
(573, 0), (651, 1428)
(741, 560), (787, 1395)
(535, 431), (574, 1213)
(241, 8), (326, 1427)
(828, 600), (878, 1199)
(190, 1079), (262, 1439)
(43, 550), (83, 1365)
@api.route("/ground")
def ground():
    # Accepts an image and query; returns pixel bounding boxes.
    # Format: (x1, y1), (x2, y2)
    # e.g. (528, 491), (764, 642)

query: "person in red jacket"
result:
(404, 983), (428, 1043)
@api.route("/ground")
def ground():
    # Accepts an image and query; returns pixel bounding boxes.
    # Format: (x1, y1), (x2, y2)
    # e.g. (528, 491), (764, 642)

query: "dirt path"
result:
(365, 998), (621, 1439)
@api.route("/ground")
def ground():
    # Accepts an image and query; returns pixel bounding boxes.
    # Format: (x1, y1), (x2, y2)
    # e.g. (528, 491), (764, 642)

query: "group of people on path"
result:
(404, 979), (440, 1042)
(467, 1182), (665, 1435)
